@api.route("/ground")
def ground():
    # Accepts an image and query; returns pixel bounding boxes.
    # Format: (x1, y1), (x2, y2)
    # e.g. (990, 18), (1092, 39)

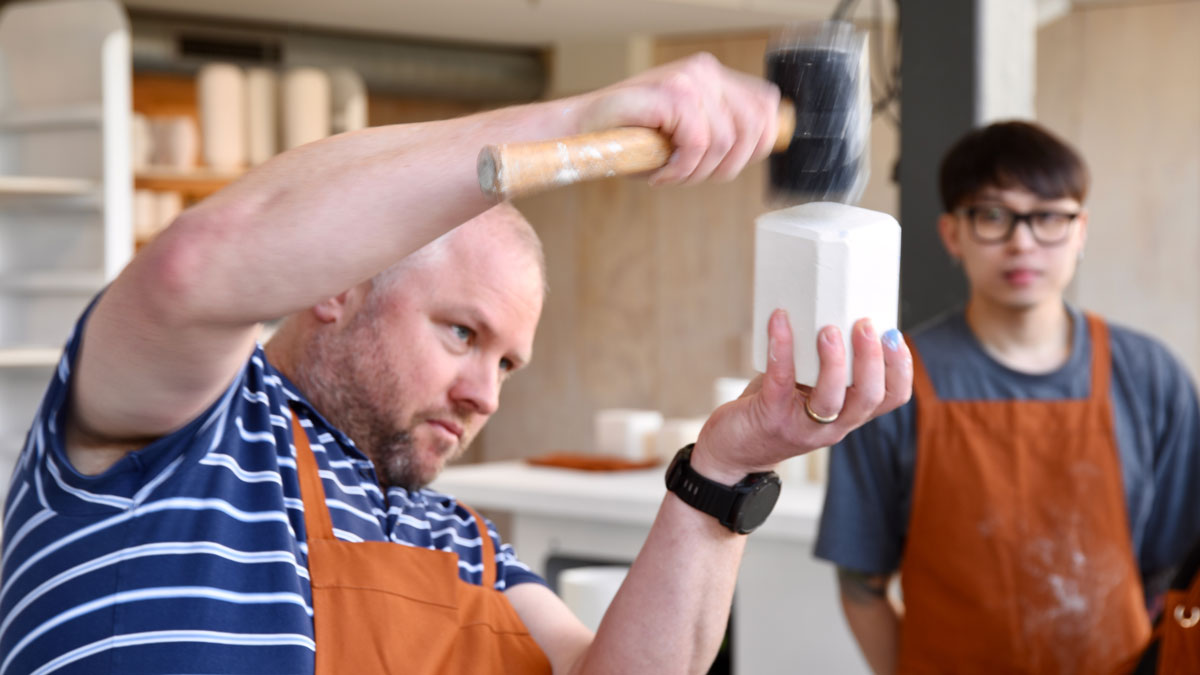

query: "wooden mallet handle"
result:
(478, 101), (796, 201)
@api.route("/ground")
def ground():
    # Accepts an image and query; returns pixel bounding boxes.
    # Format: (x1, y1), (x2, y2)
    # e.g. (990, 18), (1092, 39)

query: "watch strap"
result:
(668, 446), (740, 524)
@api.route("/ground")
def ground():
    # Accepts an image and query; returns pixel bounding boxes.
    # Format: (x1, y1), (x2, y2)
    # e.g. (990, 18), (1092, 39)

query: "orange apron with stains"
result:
(898, 315), (1150, 674)
(290, 415), (552, 674)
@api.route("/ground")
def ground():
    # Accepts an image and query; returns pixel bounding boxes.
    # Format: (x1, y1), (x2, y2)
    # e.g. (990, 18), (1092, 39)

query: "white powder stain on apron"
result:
(1017, 512), (1128, 675)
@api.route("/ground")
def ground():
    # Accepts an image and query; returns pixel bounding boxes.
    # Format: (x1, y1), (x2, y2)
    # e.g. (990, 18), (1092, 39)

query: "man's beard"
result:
(292, 313), (464, 491)
(373, 430), (434, 492)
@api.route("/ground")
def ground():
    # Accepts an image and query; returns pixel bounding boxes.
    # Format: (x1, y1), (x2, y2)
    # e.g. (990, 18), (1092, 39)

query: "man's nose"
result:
(1005, 217), (1039, 249)
(450, 360), (501, 416)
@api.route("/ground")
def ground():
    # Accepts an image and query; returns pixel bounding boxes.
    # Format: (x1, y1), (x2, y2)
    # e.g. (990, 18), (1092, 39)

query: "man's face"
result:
(939, 186), (1088, 313)
(302, 225), (543, 491)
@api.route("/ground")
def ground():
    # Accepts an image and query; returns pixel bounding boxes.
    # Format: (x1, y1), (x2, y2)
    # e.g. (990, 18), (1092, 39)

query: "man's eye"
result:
(981, 207), (1009, 223)
(451, 325), (475, 343)
(499, 357), (514, 373)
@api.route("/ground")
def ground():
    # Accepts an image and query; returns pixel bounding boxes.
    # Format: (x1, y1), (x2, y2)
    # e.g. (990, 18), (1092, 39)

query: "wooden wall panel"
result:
(1037, 4), (1200, 379)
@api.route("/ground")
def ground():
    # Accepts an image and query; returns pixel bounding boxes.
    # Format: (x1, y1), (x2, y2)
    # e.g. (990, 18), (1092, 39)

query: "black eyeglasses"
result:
(957, 204), (1080, 245)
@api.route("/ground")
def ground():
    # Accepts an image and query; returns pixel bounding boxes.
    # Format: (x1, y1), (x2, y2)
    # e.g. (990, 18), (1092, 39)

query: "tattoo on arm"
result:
(837, 567), (891, 604)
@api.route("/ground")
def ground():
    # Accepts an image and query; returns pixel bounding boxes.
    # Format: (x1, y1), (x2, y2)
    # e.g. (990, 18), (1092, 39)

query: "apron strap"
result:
(1084, 312), (1112, 405)
(290, 407), (337, 543)
(459, 502), (497, 589)
(906, 334), (940, 406)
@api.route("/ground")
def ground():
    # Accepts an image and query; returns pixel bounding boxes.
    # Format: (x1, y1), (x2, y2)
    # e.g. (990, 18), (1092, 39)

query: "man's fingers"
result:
(878, 328), (913, 413)
(709, 89), (766, 182)
(730, 70), (783, 166)
(837, 319), (886, 429)
(759, 309), (797, 410)
(649, 74), (708, 185)
(804, 324), (847, 425)
(635, 53), (780, 186)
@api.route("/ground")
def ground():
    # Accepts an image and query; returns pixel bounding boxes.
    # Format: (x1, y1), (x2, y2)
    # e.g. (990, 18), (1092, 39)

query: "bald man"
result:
(0, 54), (911, 675)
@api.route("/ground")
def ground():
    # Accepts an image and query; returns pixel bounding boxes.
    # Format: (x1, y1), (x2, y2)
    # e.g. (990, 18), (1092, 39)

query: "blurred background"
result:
(0, 0), (1195, 671)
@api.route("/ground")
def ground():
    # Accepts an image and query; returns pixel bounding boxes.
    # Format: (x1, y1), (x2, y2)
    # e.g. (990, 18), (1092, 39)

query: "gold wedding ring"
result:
(804, 397), (839, 425)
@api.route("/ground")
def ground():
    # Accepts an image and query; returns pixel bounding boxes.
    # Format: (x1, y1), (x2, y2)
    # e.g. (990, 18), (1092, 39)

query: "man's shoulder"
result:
(1100, 315), (1188, 370)
(1103, 317), (1179, 362)
(1101, 315), (1198, 396)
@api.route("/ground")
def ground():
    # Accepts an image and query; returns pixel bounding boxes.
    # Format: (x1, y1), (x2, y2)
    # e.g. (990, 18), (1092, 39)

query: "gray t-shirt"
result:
(814, 305), (1200, 595)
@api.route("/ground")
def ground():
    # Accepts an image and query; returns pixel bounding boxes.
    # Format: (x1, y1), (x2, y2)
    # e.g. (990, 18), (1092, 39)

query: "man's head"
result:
(936, 121), (1090, 312)
(275, 203), (545, 491)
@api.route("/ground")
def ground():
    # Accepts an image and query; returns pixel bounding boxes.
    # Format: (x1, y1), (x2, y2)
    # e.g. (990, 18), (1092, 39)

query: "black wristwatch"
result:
(664, 444), (782, 535)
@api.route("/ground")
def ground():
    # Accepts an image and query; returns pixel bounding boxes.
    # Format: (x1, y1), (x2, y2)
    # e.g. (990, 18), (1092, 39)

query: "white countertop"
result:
(433, 460), (827, 542)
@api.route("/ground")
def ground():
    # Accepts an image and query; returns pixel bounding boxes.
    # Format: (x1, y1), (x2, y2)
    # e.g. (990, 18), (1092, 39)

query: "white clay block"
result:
(655, 417), (707, 461)
(593, 409), (663, 461)
(753, 202), (900, 386)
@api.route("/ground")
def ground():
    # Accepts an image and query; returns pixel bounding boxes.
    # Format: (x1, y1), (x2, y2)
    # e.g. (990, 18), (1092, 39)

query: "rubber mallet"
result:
(476, 21), (870, 206)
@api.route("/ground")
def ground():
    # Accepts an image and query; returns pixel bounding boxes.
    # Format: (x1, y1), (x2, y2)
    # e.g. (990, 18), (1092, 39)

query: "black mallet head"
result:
(766, 21), (871, 206)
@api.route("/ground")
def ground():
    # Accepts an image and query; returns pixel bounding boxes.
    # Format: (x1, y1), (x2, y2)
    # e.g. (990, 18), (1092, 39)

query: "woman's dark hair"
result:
(938, 121), (1089, 212)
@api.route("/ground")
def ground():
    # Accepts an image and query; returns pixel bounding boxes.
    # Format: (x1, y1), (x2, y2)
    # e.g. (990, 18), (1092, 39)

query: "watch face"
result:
(736, 478), (782, 533)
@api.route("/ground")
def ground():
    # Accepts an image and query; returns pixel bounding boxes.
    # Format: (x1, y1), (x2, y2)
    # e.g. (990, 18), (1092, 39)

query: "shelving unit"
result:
(0, 270), (107, 294)
(134, 167), (241, 200)
(0, 0), (131, 500)
(0, 347), (60, 368)
(0, 175), (100, 196)
(0, 103), (103, 131)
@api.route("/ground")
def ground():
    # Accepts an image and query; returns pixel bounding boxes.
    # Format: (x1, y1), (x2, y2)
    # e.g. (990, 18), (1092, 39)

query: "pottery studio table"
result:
(432, 460), (869, 674)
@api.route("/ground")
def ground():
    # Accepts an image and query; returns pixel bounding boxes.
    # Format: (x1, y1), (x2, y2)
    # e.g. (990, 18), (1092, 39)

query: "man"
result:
(0, 54), (912, 674)
(815, 120), (1200, 675)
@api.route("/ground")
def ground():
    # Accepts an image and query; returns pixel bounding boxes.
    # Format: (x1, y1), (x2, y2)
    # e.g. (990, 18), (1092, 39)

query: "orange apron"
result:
(290, 414), (552, 674)
(898, 314), (1150, 674)
(1148, 578), (1200, 673)
(1118, 547), (1200, 674)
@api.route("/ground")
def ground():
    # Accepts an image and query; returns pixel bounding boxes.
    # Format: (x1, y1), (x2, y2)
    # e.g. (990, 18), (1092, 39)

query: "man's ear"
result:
(312, 292), (351, 323)
(938, 212), (963, 262)
(312, 284), (368, 324)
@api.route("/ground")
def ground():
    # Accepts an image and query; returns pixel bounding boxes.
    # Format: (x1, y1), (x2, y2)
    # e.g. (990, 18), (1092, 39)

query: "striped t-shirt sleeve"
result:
(1, 300), (545, 675)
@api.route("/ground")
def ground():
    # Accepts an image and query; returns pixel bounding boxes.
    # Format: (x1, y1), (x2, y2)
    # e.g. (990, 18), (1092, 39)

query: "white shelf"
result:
(0, 270), (104, 294)
(0, 175), (100, 197)
(0, 347), (59, 368)
(0, 103), (102, 131)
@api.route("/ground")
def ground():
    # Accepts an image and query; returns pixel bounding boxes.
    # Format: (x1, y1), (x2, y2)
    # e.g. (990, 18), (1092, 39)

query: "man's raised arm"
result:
(509, 312), (913, 674)
(67, 53), (783, 471)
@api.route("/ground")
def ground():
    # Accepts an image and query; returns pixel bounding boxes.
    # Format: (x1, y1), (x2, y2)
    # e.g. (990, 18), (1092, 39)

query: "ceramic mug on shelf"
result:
(198, 62), (248, 170)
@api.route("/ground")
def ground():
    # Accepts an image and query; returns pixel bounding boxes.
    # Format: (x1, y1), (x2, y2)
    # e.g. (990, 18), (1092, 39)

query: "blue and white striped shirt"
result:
(0, 308), (544, 675)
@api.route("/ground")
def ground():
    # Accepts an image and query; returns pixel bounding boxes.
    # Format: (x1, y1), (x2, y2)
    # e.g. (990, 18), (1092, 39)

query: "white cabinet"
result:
(0, 0), (131, 496)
